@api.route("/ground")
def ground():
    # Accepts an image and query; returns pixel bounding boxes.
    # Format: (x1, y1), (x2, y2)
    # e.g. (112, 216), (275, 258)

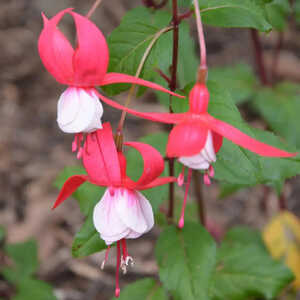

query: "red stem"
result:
(168, 158), (175, 220)
(170, 0), (179, 92)
(178, 168), (193, 228)
(155, 68), (172, 85)
(250, 29), (269, 86)
(167, 0), (179, 222)
(271, 32), (284, 83)
(178, 9), (193, 22)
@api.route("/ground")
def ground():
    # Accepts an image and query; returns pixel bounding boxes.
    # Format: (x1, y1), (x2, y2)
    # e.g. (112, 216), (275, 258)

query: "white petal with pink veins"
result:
(93, 189), (128, 244)
(57, 87), (103, 133)
(115, 189), (149, 234)
(138, 192), (154, 230)
(93, 188), (154, 245)
(179, 130), (216, 170)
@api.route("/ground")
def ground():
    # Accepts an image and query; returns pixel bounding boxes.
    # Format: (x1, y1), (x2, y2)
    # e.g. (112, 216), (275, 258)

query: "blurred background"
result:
(1, 0), (300, 299)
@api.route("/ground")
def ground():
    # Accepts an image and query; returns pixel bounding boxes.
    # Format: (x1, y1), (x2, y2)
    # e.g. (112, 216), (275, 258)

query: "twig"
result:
(155, 68), (172, 85)
(178, 9), (193, 22)
(117, 26), (173, 132)
(250, 29), (269, 86)
(86, 0), (103, 19)
(271, 32), (284, 83)
(167, 0), (180, 221)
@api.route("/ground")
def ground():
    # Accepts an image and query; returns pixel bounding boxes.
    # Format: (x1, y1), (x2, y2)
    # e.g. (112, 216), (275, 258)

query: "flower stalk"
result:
(86, 0), (103, 19)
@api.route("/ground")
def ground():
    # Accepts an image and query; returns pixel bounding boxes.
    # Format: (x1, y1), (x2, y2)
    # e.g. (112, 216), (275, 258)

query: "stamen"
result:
(120, 239), (134, 274)
(72, 135), (78, 152)
(101, 246), (111, 270)
(208, 165), (214, 178)
(178, 168), (193, 229)
(115, 241), (121, 298)
(125, 256), (134, 266)
(177, 166), (185, 186)
(203, 173), (211, 185)
(77, 147), (83, 159)
(121, 239), (128, 259)
(78, 133), (83, 143)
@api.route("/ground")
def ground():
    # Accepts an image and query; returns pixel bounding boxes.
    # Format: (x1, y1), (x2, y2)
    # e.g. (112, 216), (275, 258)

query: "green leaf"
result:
(155, 223), (292, 300)
(252, 82), (300, 149)
(54, 166), (105, 216)
(295, 0), (300, 25)
(13, 278), (57, 300)
(72, 213), (106, 258)
(55, 166), (106, 257)
(198, 0), (272, 31)
(113, 278), (167, 300)
(209, 63), (257, 104)
(155, 223), (217, 300)
(104, 7), (172, 96)
(105, 6), (198, 98)
(209, 229), (294, 300)
(177, 0), (193, 8)
(265, 0), (291, 30)
(0, 226), (5, 245)
(2, 240), (38, 283)
(223, 226), (267, 251)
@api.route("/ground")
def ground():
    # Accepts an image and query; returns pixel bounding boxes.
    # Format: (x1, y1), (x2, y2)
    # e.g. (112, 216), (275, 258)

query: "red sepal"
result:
(53, 175), (88, 209)
(101, 73), (185, 98)
(212, 132), (223, 153)
(138, 177), (177, 190)
(167, 122), (208, 157)
(125, 141), (164, 188)
(83, 123), (121, 186)
(70, 12), (109, 86)
(204, 114), (297, 157)
(95, 90), (184, 124)
(38, 9), (74, 85)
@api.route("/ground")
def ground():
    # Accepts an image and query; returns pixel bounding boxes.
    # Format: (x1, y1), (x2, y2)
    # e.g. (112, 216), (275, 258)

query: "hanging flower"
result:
(94, 83), (297, 228)
(96, 83), (296, 180)
(53, 122), (176, 297)
(38, 9), (184, 145)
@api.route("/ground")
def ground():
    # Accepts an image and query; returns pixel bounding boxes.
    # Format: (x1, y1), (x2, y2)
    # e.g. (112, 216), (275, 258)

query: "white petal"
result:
(137, 192), (154, 232)
(93, 189), (128, 243)
(200, 131), (216, 162)
(115, 189), (149, 234)
(126, 230), (143, 239)
(57, 87), (103, 134)
(101, 228), (131, 245)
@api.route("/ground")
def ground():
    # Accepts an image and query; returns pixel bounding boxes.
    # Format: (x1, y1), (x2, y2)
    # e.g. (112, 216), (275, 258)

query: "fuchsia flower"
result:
(53, 123), (176, 297)
(96, 83), (296, 174)
(95, 83), (297, 228)
(38, 9), (183, 139)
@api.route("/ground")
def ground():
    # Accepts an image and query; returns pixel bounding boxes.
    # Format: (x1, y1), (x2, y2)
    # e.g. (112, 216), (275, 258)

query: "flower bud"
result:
(57, 87), (103, 133)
